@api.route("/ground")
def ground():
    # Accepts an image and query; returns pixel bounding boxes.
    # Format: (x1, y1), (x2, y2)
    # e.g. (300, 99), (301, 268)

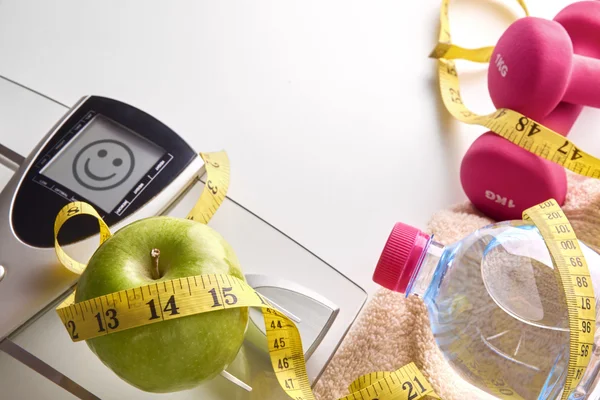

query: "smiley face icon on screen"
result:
(72, 139), (135, 191)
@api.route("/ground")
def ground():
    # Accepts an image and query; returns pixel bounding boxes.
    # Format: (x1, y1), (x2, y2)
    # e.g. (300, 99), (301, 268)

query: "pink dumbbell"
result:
(460, 0), (600, 221)
(488, 11), (600, 121)
(554, 1), (600, 59)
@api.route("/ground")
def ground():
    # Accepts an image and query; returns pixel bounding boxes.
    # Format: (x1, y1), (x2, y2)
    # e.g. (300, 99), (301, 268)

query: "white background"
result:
(0, 0), (599, 298)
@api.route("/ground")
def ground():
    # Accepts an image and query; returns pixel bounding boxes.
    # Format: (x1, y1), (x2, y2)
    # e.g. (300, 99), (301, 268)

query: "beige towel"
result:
(313, 171), (600, 400)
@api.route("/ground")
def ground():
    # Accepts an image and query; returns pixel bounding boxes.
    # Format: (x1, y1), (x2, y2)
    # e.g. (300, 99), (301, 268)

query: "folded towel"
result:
(313, 171), (600, 399)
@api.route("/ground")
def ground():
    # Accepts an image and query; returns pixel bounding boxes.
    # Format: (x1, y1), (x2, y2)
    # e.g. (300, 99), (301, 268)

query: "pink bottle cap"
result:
(373, 222), (430, 293)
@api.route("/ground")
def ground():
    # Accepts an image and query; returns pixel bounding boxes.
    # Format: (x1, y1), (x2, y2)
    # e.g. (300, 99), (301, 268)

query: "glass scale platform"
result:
(0, 78), (367, 399)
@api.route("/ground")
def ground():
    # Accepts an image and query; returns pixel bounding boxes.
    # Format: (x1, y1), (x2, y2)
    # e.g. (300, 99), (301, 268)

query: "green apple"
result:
(74, 216), (249, 393)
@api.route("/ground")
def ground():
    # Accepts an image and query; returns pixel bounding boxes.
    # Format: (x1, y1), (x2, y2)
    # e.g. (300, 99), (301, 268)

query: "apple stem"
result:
(151, 248), (161, 279)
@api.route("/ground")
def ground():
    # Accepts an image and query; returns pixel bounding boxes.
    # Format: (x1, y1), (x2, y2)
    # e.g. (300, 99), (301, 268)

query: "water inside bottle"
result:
(420, 222), (600, 399)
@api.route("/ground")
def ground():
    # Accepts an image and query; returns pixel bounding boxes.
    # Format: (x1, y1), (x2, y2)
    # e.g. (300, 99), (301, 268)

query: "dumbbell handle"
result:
(563, 54), (600, 108)
(541, 101), (583, 136)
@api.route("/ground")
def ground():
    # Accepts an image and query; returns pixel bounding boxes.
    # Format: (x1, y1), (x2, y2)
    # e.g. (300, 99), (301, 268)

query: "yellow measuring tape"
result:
(429, 0), (600, 179)
(522, 199), (596, 399)
(343, 366), (440, 400)
(54, 151), (311, 400)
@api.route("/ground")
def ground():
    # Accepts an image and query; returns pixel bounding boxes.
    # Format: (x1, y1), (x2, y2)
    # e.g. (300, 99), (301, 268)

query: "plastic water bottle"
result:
(372, 220), (600, 399)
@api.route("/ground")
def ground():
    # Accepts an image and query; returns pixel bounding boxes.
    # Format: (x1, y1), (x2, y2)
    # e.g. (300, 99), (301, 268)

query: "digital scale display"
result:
(40, 115), (166, 213)
(10, 96), (197, 249)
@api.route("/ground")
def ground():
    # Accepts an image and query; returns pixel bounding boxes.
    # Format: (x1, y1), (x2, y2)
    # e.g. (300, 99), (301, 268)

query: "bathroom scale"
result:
(0, 83), (367, 399)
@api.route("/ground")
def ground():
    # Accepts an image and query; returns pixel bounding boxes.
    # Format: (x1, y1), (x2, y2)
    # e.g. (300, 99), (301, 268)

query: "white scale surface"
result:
(0, 78), (367, 399)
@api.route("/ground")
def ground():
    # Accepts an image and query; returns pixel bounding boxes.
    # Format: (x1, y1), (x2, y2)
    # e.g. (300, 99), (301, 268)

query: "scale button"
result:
(37, 156), (50, 168)
(0, 265), (5, 282)
(116, 200), (130, 216)
(54, 139), (67, 151)
(154, 159), (166, 171)
(54, 187), (68, 198)
(133, 182), (145, 195)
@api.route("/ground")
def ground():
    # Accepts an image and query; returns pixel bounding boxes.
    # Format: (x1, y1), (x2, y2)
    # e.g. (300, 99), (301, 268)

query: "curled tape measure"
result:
(522, 199), (596, 399)
(429, 0), (600, 179)
(55, 151), (313, 400)
(344, 366), (440, 400)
